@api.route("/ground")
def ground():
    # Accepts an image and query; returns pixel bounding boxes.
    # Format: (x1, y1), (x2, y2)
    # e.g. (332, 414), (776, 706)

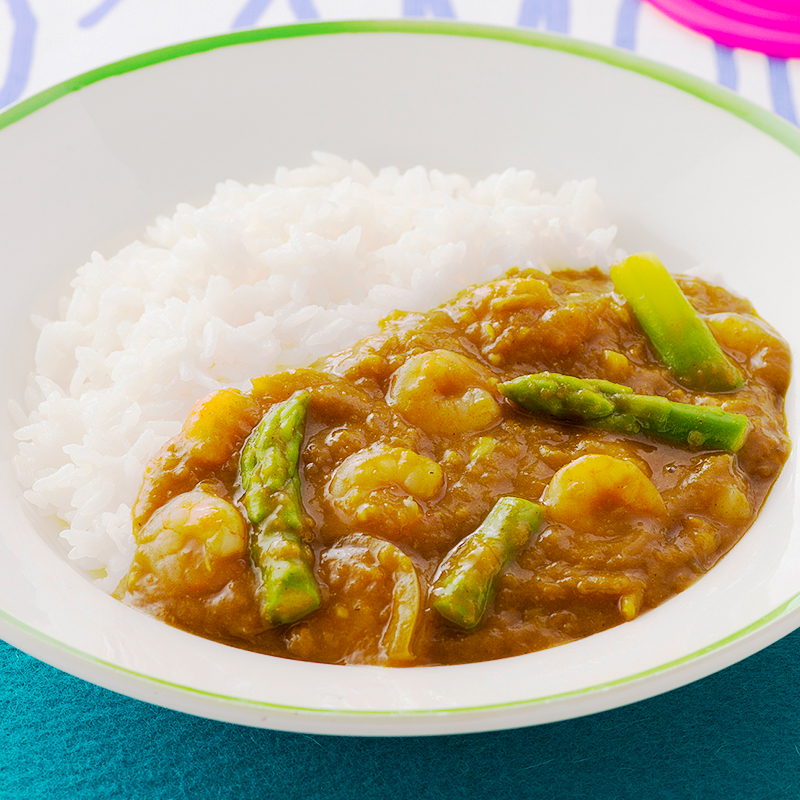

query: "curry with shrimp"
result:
(115, 253), (791, 666)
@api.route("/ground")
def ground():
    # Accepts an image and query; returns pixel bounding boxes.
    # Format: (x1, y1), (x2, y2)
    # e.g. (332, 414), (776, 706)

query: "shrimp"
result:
(325, 534), (422, 664)
(706, 312), (792, 394)
(126, 486), (249, 599)
(386, 349), (502, 437)
(133, 388), (261, 530)
(662, 454), (752, 527)
(327, 443), (444, 529)
(543, 453), (666, 533)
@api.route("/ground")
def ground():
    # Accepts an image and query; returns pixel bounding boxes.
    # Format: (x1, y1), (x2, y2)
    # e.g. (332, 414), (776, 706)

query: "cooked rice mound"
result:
(12, 153), (623, 590)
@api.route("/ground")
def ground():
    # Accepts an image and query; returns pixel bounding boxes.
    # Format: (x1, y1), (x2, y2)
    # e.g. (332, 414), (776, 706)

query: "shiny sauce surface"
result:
(116, 268), (792, 666)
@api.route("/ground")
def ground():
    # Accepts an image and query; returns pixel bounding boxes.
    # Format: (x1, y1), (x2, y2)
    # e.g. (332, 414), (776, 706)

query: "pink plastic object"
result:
(643, 0), (800, 58)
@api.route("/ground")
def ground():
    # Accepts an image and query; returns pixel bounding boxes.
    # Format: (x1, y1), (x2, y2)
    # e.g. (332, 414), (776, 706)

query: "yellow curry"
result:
(115, 253), (791, 666)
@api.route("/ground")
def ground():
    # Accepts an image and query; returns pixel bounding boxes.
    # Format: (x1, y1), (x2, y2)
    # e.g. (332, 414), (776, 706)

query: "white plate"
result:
(0, 21), (798, 736)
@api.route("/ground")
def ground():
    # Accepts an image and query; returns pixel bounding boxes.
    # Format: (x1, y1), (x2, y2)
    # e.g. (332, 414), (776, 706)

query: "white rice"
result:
(12, 152), (624, 591)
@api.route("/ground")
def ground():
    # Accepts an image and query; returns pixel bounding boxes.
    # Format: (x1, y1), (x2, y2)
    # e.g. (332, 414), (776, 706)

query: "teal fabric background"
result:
(2, 630), (799, 799)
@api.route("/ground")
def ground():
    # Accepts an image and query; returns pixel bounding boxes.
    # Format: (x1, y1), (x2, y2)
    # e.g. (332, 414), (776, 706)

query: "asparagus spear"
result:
(239, 390), (321, 627)
(499, 372), (749, 452)
(431, 497), (544, 629)
(610, 252), (744, 392)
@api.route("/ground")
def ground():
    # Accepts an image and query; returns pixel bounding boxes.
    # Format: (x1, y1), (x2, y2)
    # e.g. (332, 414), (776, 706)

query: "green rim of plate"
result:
(2, 590), (799, 721)
(1, 19), (799, 724)
(3, 19), (800, 154)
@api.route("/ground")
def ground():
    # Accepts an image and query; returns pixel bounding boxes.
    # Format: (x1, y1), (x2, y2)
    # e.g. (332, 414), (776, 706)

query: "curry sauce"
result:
(115, 262), (791, 666)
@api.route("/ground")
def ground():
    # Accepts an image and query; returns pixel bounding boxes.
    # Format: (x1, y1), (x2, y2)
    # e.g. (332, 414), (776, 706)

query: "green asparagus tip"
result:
(499, 371), (749, 453)
(239, 390), (320, 628)
(609, 252), (745, 393)
(431, 497), (544, 629)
